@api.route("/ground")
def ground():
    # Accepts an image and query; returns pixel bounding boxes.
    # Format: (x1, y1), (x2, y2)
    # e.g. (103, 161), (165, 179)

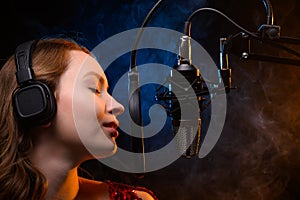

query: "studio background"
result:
(1, 0), (299, 199)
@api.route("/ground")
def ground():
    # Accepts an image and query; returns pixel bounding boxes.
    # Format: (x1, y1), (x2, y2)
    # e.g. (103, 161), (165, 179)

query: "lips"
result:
(103, 121), (119, 138)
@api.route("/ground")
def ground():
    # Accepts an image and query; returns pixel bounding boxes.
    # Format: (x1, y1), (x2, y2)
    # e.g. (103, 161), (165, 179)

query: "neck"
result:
(29, 130), (85, 200)
(34, 155), (80, 200)
(53, 167), (79, 200)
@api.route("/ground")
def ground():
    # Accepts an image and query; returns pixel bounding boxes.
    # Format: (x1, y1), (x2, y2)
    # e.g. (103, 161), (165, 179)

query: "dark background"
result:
(1, 0), (300, 199)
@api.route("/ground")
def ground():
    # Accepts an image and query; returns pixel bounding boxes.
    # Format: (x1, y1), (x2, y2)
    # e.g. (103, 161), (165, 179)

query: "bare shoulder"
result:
(135, 190), (157, 200)
(76, 177), (110, 200)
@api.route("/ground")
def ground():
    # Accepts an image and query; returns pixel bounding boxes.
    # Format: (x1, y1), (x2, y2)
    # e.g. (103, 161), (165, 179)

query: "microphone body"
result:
(169, 35), (202, 158)
(172, 116), (201, 158)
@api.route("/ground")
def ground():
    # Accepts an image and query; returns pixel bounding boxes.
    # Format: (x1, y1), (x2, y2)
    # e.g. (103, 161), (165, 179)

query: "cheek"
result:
(72, 92), (106, 134)
(55, 85), (107, 145)
(54, 90), (78, 140)
(55, 89), (95, 132)
(94, 98), (106, 121)
(73, 94), (105, 120)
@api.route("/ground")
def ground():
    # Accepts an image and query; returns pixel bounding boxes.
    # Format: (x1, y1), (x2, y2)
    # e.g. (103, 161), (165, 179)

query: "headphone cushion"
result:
(13, 81), (57, 126)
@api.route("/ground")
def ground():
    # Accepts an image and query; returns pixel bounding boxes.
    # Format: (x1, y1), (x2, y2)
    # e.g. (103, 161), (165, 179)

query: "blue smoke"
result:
(56, 0), (210, 152)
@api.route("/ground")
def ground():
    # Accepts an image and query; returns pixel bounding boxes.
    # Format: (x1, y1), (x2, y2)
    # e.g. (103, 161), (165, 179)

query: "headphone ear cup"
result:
(129, 89), (146, 154)
(13, 81), (57, 126)
(129, 89), (142, 126)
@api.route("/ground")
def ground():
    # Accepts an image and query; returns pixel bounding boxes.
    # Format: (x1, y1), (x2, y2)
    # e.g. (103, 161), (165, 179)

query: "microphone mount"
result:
(234, 30), (300, 66)
(130, 0), (300, 160)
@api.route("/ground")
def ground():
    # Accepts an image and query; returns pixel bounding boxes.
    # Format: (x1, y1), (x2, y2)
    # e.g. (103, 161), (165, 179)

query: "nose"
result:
(107, 94), (124, 117)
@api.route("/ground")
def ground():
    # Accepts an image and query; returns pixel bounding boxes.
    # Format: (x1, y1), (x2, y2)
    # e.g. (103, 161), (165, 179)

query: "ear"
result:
(40, 122), (52, 128)
(54, 90), (59, 100)
(29, 121), (52, 135)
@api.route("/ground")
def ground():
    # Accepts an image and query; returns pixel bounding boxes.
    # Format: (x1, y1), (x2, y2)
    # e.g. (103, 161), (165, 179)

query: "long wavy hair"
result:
(0, 38), (90, 199)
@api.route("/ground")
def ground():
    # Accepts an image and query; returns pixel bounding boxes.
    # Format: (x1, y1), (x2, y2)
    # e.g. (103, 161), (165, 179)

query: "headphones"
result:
(12, 40), (57, 126)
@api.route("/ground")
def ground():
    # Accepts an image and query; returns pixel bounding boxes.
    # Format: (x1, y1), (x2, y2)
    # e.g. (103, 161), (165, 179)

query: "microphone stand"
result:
(128, 0), (164, 177)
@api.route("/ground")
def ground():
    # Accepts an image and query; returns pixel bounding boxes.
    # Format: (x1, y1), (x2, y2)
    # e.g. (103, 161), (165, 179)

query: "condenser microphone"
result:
(169, 35), (202, 158)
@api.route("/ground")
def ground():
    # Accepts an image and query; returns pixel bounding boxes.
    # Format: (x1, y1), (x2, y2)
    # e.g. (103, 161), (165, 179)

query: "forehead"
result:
(67, 50), (107, 82)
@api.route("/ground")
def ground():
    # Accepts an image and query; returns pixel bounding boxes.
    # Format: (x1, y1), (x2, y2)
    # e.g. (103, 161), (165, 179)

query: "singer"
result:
(0, 38), (157, 200)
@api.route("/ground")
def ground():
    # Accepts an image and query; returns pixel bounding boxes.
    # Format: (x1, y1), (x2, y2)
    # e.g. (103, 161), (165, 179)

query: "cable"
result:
(130, 0), (164, 71)
(131, 0), (277, 68)
(186, 7), (300, 59)
(185, 7), (259, 39)
(262, 0), (274, 25)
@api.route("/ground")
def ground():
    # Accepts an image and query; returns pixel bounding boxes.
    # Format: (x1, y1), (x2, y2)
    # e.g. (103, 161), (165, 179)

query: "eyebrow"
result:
(84, 71), (108, 88)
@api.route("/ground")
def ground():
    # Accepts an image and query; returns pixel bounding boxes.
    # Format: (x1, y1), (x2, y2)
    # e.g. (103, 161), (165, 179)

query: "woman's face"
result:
(53, 50), (124, 159)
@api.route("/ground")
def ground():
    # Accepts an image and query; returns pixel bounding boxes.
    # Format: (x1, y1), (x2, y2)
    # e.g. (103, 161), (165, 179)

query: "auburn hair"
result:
(0, 38), (90, 199)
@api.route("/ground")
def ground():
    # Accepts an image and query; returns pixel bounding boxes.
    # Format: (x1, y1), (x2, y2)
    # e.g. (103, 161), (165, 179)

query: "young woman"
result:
(0, 38), (158, 200)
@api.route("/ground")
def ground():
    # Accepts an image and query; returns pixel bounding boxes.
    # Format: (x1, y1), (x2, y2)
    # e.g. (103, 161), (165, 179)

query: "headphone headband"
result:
(14, 40), (38, 84)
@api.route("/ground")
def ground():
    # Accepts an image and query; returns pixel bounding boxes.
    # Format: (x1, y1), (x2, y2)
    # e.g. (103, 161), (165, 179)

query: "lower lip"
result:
(104, 127), (118, 138)
(111, 130), (118, 138)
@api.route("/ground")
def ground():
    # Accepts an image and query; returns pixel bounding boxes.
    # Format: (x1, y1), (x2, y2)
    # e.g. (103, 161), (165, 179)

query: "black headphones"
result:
(12, 40), (57, 126)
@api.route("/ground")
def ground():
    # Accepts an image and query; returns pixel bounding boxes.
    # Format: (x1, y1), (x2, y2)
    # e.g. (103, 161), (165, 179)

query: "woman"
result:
(0, 38), (157, 200)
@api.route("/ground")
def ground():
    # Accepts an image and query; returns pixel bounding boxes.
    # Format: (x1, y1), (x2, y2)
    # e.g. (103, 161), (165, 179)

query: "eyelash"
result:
(89, 88), (101, 94)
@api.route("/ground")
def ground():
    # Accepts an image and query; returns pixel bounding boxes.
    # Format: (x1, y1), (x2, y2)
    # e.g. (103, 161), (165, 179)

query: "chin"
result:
(90, 143), (117, 159)
(109, 143), (118, 156)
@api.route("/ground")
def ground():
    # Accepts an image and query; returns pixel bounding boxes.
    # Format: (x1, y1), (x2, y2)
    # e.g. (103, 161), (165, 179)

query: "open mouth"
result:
(103, 122), (119, 138)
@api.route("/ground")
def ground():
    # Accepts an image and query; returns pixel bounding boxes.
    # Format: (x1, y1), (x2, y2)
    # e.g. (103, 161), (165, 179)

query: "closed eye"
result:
(89, 88), (101, 94)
